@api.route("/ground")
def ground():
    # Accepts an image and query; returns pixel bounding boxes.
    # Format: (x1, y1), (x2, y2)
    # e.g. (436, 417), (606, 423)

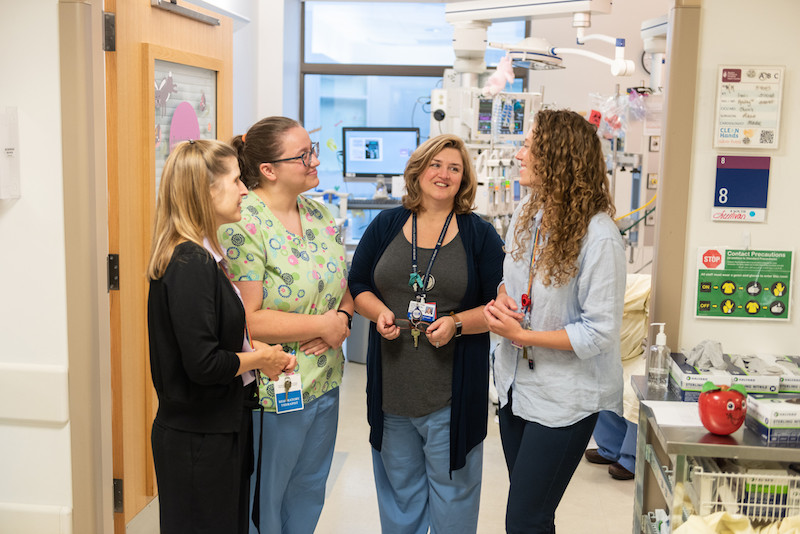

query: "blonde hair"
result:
(147, 140), (238, 280)
(402, 134), (476, 214)
(511, 109), (615, 287)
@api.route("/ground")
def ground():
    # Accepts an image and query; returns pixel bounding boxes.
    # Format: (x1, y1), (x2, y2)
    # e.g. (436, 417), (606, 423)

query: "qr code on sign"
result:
(760, 130), (775, 144)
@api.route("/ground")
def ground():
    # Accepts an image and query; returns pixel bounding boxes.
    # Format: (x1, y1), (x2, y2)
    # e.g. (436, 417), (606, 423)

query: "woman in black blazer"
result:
(147, 139), (295, 533)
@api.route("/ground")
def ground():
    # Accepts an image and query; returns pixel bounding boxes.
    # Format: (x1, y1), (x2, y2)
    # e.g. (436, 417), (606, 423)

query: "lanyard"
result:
(244, 322), (253, 350)
(410, 211), (455, 301)
(521, 224), (542, 315)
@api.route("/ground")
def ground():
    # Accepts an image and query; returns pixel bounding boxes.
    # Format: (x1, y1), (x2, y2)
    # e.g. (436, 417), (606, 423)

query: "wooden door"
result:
(104, 1), (232, 530)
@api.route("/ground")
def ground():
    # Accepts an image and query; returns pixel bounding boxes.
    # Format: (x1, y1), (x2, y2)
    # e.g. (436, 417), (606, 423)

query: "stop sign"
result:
(703, 249), (722, 269)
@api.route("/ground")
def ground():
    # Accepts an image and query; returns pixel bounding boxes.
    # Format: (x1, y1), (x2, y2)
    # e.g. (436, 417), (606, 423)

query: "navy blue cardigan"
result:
(348, 207), (505, 472)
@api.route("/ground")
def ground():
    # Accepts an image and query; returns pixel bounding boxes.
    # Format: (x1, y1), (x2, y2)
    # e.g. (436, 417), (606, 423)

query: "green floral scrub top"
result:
(218, 192), (347, 410)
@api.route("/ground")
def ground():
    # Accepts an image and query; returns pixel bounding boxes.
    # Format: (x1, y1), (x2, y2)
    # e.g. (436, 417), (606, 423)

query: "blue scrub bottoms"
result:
(593, 410), (637, 473)
(499, 389), (598, 534)
(249, 388), (339, 534)
(372, 405), (483, 534)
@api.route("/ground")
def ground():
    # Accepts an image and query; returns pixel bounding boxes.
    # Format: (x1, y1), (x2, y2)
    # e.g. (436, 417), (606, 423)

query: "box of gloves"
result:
(726, 354), (782, 395)
(745, 394), (800, 445)
(669, 352), (732, 401)
(746, 355), (800, 394)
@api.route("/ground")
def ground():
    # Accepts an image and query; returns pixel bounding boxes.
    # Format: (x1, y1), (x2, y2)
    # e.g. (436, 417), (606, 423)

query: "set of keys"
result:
(283, 376), (292, 402)
(394, 318), (431, 349)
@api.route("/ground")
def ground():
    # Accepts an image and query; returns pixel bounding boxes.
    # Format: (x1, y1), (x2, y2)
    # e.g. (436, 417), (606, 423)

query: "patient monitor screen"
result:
(474, 95), (530, 140)
(343, 127), (420, 178)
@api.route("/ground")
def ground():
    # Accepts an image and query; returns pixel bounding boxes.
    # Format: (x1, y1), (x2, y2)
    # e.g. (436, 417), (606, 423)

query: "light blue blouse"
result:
(493, 198), (626, 427)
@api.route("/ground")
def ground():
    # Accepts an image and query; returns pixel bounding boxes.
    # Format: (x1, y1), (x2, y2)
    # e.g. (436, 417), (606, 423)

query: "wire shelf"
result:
(686, 456), (800, 523)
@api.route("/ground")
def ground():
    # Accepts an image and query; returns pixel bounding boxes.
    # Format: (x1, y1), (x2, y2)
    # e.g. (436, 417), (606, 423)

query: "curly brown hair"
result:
(402, 134), (476, 214)
(511, 109), (615, 287)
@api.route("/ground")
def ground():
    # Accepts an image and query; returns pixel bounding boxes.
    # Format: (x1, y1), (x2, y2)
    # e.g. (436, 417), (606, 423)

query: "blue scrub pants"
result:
(499, 389), (598, 534)
(593, 410), (637, 473)
(372, 405), (483, 534)
(249, 388), (339, 534)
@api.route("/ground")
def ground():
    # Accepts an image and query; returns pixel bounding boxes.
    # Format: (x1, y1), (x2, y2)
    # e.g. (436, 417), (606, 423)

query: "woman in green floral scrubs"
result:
(219, 116), (354, 534)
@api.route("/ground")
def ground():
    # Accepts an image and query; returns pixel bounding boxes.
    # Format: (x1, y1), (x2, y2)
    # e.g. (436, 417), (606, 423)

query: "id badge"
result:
(407, 300), (437, 322)
(511, 315), (531, 350)
(274, 373), (304, 414)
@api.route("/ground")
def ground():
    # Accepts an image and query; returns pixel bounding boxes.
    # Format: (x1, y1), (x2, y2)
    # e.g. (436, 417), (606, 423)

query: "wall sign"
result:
(713, 65), (783, 149)
(696, 247), (792, 320)
(712, 155), (770, 222)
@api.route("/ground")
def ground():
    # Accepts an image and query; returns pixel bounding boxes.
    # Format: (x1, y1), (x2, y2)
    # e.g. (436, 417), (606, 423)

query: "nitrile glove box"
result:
(727, 360), (781, 395)
(745, 394), (800, 445)
(754, 355), (800, 394)
(668, 352), (732, 402)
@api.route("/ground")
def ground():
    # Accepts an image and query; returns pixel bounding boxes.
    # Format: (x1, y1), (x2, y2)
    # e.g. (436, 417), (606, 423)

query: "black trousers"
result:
(499, 388), (599, 534)
(152, 407), (253, 534)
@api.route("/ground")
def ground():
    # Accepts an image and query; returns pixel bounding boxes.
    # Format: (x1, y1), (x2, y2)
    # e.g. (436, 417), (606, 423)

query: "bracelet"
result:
(450, 311), (463, 337)
(337, 309), (353, 329)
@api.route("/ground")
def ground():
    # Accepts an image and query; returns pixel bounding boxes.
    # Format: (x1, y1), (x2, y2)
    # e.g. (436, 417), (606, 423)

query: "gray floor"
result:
(317, 361), (635, 533)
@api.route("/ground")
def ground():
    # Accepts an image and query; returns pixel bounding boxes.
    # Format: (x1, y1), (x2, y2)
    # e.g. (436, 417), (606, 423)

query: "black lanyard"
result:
(411, 211), (454, 301)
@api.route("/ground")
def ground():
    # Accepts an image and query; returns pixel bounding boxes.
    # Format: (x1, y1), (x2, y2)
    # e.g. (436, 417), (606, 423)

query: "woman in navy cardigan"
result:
(349, 134), (504, 534)
(147, 140), (294, 533)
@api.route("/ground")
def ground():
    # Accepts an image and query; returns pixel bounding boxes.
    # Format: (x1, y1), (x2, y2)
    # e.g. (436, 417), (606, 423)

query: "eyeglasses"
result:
(394, 319), (431, 333)
(267, 142), (319, 167)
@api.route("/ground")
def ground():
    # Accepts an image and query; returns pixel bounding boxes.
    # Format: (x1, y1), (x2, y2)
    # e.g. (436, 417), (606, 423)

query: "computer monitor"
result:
(342, 127), (420, 180)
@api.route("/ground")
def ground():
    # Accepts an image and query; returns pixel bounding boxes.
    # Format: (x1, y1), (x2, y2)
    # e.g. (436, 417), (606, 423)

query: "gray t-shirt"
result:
(374, 231), (468, 417)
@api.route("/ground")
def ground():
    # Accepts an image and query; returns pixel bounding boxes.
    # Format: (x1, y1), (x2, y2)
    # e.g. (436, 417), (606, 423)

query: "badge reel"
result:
(407, 298), (437, 325)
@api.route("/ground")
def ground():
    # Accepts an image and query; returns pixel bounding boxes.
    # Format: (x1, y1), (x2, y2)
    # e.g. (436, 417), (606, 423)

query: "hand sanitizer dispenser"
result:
(647, 323), (670, 390)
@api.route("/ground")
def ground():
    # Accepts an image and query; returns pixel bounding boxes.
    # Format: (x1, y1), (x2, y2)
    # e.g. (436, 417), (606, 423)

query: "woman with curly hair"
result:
(483, 109), (626, 533)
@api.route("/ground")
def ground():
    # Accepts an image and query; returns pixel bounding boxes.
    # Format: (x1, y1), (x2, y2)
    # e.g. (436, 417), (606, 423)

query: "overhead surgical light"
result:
(488, 12), (635, 76)
(489, 37), (564, 71)
(446, 0), (634, 77)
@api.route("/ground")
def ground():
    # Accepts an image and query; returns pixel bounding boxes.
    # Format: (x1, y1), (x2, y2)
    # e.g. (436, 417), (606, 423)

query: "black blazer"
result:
(148, 241), (246, 433)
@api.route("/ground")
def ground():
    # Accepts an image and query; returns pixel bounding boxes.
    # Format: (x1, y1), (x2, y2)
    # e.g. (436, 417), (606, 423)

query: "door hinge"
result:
(113, 478), (124, 513)
(108, 254), (120, 291)
(103, 12), (116, 52)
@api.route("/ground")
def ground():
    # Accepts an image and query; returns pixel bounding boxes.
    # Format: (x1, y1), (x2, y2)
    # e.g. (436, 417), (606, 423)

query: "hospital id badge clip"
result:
(274, 372), (304, 414)
(407, 299), (437, 323)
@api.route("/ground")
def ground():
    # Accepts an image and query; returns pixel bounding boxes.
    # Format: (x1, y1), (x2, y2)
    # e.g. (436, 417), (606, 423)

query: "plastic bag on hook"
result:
(627, 90), (648, 121)
(590, 92), (629, 139)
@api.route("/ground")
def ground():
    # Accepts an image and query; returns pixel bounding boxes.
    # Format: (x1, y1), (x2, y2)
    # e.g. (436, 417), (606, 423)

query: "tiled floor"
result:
(316, 361), (635, 533)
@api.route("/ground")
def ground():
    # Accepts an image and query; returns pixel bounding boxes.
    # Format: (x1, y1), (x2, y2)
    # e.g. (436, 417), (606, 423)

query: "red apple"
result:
(698, 382), (747, 435)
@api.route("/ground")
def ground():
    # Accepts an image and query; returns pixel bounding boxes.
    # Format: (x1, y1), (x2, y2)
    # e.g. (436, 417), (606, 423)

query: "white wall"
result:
(0, 0), (73, 531)
(677, 0), (799, 354)
(196, 0), (301, 130)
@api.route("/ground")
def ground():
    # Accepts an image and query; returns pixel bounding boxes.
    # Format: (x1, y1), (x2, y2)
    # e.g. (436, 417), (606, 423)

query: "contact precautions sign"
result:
(696, 247), (792, 320)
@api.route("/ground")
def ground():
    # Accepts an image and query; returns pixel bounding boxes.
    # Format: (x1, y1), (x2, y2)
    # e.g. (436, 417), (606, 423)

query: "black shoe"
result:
(608, 462), (634, 480)
(584, 448), (614, 465)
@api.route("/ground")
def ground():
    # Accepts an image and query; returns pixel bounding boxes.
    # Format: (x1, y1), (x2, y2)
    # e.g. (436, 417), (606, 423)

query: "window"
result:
(300, 1), (527, 196)
(303, 1), (525, 67)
